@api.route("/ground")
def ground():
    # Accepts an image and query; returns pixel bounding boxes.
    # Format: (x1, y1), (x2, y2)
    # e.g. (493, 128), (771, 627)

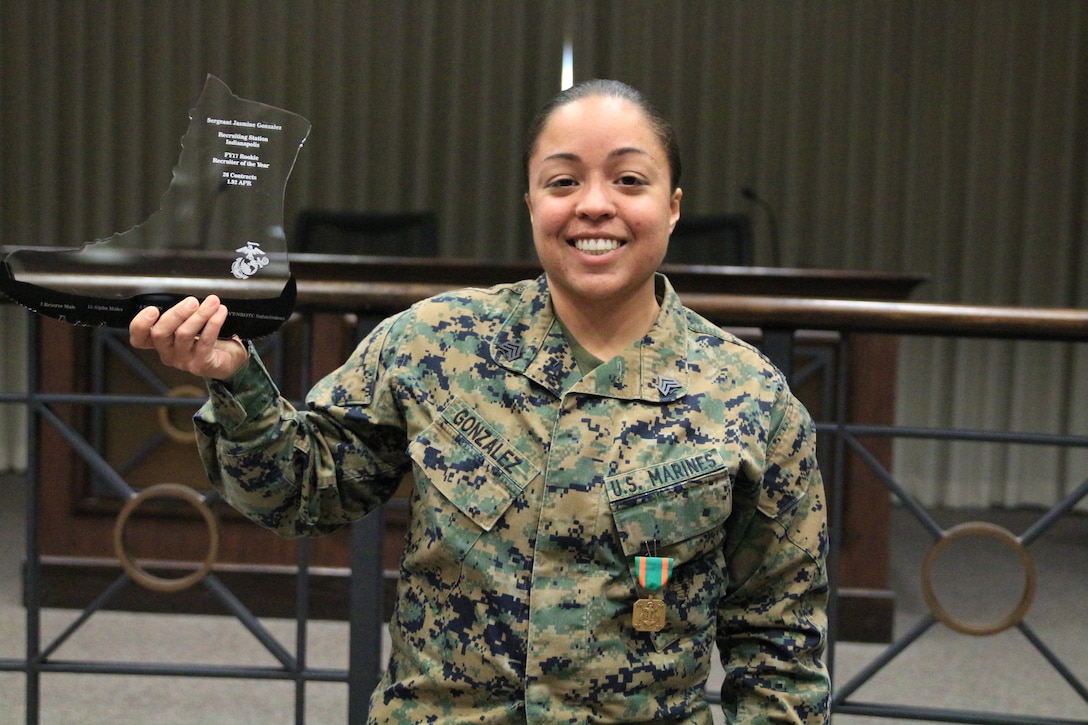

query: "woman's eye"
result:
(618, 175), (645, 186)
(547, 178), (577, 188)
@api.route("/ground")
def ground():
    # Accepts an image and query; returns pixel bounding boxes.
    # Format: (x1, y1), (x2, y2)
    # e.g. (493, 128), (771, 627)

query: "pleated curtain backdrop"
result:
(0, 0), (568, 259)
(0, 307), (27, 471)
(2, 0), (1087, 508)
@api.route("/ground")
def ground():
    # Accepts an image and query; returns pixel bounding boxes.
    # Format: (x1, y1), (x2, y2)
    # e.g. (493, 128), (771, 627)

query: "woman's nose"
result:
(576, 180), (616, 219)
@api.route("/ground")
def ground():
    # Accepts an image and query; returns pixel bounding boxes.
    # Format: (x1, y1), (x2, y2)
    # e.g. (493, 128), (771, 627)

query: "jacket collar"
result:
(490, 274), (690, 402)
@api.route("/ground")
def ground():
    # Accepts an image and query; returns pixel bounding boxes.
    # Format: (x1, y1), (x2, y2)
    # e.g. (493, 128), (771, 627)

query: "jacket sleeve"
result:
(193, 315), (412, 538)
(716, 389), (831, 724)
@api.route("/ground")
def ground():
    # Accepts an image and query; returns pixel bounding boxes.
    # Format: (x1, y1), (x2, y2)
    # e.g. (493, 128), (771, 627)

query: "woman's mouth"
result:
(571, 238), (623, 255)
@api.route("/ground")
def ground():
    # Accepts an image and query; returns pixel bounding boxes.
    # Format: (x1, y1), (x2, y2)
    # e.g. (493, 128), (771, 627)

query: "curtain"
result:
(0, 307), (28, 472)
(0, 0), (568, 259)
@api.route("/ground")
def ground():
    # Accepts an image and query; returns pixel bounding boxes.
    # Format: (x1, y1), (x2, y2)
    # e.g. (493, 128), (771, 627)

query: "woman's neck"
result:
(550, 283), (661, 362)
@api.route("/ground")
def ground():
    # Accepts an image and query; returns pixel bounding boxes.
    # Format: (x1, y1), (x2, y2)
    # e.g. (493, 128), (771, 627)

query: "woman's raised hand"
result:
(129, 295), (249, 381)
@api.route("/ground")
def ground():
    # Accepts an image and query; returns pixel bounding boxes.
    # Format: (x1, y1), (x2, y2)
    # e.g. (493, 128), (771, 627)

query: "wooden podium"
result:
(20, 256), (925, 640)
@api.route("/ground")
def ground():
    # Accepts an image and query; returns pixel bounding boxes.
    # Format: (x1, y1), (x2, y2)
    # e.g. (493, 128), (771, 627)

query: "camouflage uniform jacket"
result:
(195, 274), (830, 724)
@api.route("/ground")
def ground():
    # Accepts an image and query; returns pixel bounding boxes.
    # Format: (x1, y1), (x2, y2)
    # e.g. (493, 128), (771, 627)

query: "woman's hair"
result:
(522, 79), (682, 192)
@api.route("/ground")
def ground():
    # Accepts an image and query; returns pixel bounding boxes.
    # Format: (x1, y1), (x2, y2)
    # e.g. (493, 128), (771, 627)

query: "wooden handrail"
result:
(291, 284), (1088, 342)
(678, 294), (1088, 342)
(5, 264), (1087, 342)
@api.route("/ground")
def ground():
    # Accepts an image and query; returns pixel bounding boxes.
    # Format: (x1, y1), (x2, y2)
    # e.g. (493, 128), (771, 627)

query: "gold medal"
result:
(632, 552), (673, 633)
(632, 596), (667, 632)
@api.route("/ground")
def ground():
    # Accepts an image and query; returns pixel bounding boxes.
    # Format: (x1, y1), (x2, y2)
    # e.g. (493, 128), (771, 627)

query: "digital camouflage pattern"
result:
(195, 274), (830, 724)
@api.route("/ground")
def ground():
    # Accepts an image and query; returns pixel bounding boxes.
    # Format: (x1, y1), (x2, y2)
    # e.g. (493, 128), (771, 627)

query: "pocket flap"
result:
(605, 450), (732, 557)
(408, 399), (538, 531)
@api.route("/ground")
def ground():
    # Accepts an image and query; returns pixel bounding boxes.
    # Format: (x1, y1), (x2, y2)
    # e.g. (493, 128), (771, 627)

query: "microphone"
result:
(741, 186), (781, 267)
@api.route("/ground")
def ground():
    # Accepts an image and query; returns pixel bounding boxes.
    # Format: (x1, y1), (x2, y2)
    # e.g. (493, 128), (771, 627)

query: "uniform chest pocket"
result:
(407, 400), (539, 567)
(606, 452), (734, 651)
(605, 450), (733, 559)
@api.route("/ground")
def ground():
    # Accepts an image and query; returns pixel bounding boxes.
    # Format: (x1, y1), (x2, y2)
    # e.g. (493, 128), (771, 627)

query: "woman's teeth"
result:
(573, 238), (620, 255)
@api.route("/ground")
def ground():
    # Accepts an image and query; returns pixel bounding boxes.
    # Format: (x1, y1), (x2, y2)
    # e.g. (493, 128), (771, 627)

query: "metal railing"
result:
(0, 314), (384, 724)
(709, 295), (1088, 724)
(2, 291), (1087, 723)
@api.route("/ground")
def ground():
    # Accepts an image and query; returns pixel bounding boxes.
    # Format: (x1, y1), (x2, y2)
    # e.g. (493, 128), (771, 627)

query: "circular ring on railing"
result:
(155, 384), (206, 444)
(920, 521), (1037, 636)
(113, 483), (219, 593)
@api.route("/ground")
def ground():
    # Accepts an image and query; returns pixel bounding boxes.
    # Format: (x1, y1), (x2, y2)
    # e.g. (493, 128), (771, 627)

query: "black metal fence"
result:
(2, 296), (1087, 723)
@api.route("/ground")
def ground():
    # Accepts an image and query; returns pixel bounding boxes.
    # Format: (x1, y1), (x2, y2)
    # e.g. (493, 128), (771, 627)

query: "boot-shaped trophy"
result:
(0, 75), (310, 338)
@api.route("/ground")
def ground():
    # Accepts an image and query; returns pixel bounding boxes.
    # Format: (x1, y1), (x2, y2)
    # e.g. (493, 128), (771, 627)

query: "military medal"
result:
(632, 554), (673, 633)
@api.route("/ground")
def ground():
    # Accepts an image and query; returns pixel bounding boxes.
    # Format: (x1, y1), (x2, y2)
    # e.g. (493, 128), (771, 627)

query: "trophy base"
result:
(0, 260), (296, 340)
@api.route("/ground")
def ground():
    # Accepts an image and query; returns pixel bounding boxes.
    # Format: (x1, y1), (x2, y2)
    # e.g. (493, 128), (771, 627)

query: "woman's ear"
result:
(668, 187), (683, 233)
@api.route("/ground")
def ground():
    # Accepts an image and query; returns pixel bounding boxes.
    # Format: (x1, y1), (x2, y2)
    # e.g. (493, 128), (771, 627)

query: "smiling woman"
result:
(130, 80), (830, 724)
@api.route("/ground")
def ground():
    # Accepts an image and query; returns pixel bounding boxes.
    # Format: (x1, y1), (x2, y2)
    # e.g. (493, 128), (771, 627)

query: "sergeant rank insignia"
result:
(632, 555), (673, 633)
(654, 376), (682, 397)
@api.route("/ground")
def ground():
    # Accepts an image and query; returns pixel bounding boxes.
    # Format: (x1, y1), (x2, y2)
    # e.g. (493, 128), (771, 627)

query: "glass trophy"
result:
(0, 75), (311, 339)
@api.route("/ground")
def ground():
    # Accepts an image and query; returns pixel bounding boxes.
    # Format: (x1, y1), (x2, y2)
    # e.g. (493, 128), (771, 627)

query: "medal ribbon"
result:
(635, 556), (673, 593)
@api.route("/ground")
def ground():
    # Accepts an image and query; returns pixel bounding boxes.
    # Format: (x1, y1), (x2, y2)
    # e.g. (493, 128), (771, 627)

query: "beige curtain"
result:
(3, 1), (1087, 508)
(0, 0), (568, 259)
(0, 307), (28, 472)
